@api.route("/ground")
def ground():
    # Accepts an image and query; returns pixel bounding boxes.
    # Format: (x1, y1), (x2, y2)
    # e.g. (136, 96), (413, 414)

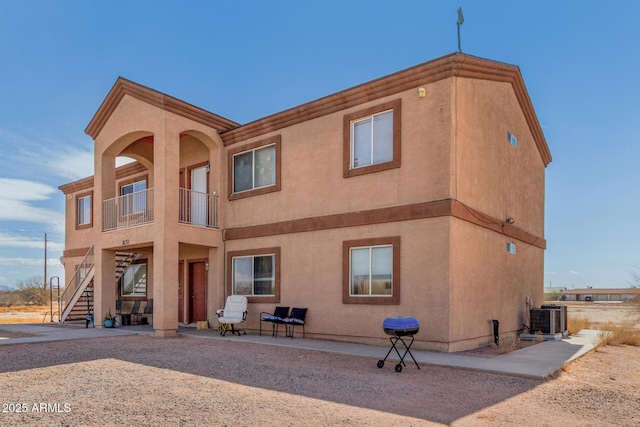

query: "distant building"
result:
(560, 287), (640, 302)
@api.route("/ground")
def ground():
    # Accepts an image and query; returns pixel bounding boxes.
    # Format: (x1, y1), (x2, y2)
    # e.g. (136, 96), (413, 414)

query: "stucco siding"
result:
(224, 216), (451, 351)
(224, 79), (453, 229)
(454, 77), (545, 238)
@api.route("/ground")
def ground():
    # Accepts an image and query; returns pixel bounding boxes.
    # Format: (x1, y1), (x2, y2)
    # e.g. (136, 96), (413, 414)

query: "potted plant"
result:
(104, 310), (114, 328)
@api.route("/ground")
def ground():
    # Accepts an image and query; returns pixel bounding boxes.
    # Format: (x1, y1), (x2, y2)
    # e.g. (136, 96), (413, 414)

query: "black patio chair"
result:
(259, 306), (290, 337)
(130, 300), (142, 325)
(282, 307), (307, 339)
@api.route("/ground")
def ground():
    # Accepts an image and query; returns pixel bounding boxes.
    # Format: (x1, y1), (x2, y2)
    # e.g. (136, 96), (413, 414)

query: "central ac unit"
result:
(530, 306), (567, 334)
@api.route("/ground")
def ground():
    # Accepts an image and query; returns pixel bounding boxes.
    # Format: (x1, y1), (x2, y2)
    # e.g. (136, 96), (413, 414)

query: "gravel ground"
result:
(0, 334), (638, 426)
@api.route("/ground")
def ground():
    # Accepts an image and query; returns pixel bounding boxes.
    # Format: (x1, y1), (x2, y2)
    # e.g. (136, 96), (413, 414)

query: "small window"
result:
(228, 136), (281, 200)
(77, 195), (91, 226)
(343, 99), (401, 178)
(120, 179), (147, 215)
(507, 132), (517, 148)
(227, 247), (281, 303)
(506, 242), (517, 255)
(343, 237), (400, 305)
(121, 263), (147, 297)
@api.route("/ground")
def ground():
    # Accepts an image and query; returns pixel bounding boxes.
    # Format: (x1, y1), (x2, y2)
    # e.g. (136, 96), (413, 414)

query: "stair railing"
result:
(60, 244), (95, 320)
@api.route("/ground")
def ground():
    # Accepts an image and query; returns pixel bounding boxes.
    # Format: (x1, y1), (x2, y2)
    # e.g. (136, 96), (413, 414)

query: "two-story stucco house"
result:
(59, 52), (551, 352)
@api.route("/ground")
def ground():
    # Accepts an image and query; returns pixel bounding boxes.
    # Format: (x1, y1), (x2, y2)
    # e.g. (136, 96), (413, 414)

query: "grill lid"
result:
(383, 317), (420, 336)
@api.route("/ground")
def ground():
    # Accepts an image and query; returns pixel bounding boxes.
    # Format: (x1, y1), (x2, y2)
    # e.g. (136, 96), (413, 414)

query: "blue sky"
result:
(0, 1), (639, 290)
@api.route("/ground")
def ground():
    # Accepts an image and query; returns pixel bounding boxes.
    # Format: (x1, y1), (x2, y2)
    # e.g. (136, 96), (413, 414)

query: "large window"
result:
(227, 247), (281, 303)
(343, 237), (400, 304)
(343, 99), (401, 178)
(233, 254), (275, 295)
(76, 192), (92, 228)
(350, 245), (393, 296)
(121, 263), (147, 297)
(228, 135), (281, 200)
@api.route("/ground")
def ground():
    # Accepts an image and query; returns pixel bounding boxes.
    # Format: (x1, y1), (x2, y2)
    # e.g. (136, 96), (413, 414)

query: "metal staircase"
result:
(60, 246), (136, 322)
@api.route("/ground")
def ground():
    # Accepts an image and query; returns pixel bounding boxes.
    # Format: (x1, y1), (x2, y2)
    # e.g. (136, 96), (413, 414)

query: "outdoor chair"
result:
(282, 307), (307, 339)
(259, 306), (290, 337)
(130, 300), (142, 325)
(216, 295), (248, 336)
(141, 298), (153, 325)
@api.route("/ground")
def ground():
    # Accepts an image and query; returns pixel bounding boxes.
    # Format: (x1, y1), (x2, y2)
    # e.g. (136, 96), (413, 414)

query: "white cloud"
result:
(0, 232), (65, 251)
(0, 178), (65, 232)
(570, 270), (580, 275)
(0, 127), (94, 182)
(0, 257), (63, 267)
(46, 147), (95, 181)
(0, 276), (7, 284)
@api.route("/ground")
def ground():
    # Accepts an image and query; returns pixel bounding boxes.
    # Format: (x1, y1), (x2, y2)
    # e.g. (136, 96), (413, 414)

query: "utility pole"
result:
(44, 232), (47, 290)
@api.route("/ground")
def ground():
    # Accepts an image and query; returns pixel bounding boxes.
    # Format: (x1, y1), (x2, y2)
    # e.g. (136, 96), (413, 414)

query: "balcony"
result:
(103, 187), (218, 232)
(103, 188), (154, 231)
(179, 188), (218, 228)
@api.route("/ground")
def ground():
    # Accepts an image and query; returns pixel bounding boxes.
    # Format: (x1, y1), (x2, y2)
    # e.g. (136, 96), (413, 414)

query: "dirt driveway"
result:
(0, 333), (638, 426)
(0, 303), (638, 425)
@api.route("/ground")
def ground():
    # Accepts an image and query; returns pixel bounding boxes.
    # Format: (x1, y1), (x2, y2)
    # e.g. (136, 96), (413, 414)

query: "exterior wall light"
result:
(418, 87), (426, 98)
(506, 217), (515, 224)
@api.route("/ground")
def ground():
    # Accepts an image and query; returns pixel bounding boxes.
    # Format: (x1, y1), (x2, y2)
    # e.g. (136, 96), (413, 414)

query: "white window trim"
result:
(120, 263), (147, 297)
(350, 109), (393, 170)
(232, 253), (276, 296)
(232, 143), (277, 194)
(77, 195), (91, 226)
(349, 244), (394, 297)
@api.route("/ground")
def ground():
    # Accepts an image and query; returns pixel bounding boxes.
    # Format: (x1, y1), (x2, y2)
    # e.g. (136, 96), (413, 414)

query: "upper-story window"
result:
(228, 135), (281, 200)
(343, 99), (401, 178)
(351, 110), (393, 168)
(76, 191), (92, 229)
(77, 195), (91, 226)
(234, 144), (276, 193)
(120, 179), (147, 215)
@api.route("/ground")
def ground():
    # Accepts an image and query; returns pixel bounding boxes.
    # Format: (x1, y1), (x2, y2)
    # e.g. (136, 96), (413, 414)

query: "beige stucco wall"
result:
(449, 219), (544, 351)
(453, 77), (546, 237)
(224, 79), (453, 228)
(225, 217), (452, 351)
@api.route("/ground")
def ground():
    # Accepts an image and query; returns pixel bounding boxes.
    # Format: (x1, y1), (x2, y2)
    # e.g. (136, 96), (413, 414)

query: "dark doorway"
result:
(188, 261), (207, 323)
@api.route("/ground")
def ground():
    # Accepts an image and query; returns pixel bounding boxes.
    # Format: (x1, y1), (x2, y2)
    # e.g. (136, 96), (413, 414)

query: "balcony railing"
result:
(103, 188), (154, 231)
(179, 188), (218, 228)
(102, 187), (218, 231)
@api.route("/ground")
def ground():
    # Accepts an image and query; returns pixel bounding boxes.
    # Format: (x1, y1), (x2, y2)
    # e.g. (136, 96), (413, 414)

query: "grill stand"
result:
(377, 335), (421, 373)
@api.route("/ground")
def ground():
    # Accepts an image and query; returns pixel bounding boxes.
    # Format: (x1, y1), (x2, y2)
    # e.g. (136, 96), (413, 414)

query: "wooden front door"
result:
(188, 261), (207, 323)
(178, 261), (184, 323)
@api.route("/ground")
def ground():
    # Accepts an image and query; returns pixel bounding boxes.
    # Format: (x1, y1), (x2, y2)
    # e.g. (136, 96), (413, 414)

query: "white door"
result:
(191, 166), (208, 226)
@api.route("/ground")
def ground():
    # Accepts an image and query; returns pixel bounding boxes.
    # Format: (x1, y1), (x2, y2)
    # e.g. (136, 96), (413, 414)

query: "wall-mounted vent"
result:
(507, 132), (517, 148)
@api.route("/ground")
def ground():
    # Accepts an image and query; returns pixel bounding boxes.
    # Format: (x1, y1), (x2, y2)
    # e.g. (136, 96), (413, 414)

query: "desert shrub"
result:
(492, 335), (519, 354)
(0, 277), (47, 307)
(596, 321), (640, 347)
(568, 315), (592, 335)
